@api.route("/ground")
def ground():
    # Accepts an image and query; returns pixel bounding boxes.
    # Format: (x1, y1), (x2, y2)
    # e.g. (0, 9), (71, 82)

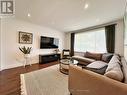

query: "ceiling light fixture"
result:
(84, 3), (89, 9)
(28, 13), (31, 17)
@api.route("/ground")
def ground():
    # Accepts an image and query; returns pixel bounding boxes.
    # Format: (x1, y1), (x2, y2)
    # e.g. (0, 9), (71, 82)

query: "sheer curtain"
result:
(74, 28), (106, 53)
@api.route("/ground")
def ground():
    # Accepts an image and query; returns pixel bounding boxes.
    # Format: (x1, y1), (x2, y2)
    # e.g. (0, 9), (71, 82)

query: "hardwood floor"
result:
(0, 61), (58, 95)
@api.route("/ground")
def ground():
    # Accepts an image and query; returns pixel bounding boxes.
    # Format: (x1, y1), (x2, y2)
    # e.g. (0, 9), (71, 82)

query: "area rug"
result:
(20, 65), (70, 95)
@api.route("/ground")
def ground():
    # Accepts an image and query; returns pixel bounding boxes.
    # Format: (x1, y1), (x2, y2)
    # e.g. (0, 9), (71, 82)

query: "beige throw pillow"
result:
(106, 54), (121, 72)
(104, 64), (123, 81)
(105, 55), (123, 82)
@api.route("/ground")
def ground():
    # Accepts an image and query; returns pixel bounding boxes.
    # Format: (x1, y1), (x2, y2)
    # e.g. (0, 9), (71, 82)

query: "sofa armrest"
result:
(69, 65), (127, 95)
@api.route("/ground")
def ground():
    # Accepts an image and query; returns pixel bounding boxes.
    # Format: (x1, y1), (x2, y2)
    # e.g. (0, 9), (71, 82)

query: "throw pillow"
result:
(105, 55), (123, 82)
(102, 53), (113, 63)
(64, 51), (70, 55)
(104, 66), (123, 81)
(106, 54), (121, 72)
(84, 51), (102, 60)
(87, 61), (107, 69)
(83, 65), (108, 75)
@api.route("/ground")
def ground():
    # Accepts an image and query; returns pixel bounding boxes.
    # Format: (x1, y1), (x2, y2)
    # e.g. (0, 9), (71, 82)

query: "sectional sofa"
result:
(69, 52), (127, 95)
(72, 52), (113, 65)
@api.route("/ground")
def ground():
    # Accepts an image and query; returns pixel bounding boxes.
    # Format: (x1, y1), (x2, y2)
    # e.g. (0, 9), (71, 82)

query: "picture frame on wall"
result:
(19, 31), (33, 44)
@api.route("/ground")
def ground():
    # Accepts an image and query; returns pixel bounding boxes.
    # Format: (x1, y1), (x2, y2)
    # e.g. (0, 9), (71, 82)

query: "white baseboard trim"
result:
(1, 62), (38, 70)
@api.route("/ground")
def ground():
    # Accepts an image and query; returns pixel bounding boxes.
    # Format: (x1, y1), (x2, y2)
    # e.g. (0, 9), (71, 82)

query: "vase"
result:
(24, 54), (30, 58)
(24, 54), (31, 67)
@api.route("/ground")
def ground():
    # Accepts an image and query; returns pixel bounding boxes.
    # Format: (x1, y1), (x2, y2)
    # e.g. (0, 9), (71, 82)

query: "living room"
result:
(0, 0), (127, 95)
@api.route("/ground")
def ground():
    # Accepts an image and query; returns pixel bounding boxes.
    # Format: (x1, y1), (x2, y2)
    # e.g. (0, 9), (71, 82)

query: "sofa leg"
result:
(70, 93), (72, 95)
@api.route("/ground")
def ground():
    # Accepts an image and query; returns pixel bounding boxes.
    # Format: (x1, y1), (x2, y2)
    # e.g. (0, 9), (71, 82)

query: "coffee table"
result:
(59, 59), (78, 74)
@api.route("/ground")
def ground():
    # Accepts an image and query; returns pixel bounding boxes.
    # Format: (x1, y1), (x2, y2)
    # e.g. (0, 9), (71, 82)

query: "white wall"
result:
(115, 19), (124, 56)
(65, 19), (124, 56)
(0, 18), (2, 71)
(65, 33), (71, 49)
(1, 18), (65, 70)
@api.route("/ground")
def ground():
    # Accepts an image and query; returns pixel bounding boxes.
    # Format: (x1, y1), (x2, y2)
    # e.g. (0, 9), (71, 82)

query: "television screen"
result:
(40, 36), (59, 49)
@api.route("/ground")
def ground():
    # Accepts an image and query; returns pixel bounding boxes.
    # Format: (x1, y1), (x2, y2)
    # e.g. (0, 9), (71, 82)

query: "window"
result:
(74, 28), (106, 53)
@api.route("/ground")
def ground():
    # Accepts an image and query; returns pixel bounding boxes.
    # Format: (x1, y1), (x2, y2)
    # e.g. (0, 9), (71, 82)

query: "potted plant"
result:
(19, 46), (32, 58)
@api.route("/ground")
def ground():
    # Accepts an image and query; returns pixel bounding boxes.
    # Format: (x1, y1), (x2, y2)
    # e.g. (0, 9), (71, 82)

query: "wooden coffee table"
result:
(59, 59), (78, 74)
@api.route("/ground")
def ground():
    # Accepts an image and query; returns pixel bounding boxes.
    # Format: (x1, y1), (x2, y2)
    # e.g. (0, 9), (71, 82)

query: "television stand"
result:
(39, 53), (61, 64)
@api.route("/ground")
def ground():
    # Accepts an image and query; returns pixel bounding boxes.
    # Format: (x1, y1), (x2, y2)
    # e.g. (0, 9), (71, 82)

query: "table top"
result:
(60, 59), (78, 65)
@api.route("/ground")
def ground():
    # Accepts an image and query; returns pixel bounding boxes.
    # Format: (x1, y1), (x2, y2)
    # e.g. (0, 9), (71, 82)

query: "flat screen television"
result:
(40, 36), (59, 49)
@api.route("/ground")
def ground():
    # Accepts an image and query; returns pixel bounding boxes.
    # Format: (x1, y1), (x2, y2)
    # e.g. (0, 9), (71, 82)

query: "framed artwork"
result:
(19, 31), (33, 44)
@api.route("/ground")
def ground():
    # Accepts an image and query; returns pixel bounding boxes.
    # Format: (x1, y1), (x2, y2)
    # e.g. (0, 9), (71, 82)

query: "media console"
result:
(39, 53), (61, 64)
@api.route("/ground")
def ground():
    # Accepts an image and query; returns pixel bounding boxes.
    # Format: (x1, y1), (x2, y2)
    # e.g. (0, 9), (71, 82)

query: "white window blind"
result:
(74, 28), (106, 53)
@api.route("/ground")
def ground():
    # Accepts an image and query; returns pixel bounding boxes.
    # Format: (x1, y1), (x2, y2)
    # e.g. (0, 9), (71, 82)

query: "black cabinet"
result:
(39, 53), (61, 64)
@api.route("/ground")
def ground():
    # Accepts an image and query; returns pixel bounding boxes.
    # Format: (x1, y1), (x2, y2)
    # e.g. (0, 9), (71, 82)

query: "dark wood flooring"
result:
(0, 61), (58, 95)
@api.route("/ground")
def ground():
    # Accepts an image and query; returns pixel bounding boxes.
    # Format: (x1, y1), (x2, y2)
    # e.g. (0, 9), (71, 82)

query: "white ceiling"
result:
(15, 0), (126, 32)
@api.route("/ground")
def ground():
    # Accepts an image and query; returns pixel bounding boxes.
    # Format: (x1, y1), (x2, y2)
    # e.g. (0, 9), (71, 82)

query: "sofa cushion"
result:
(72, 56), (96, 63)
(121, 57), (127, 83)
(84, 51), (102, 60)
(105, 55), (123, 82)
(87, 61), (107, 69)
(102, 53), (113, 63)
